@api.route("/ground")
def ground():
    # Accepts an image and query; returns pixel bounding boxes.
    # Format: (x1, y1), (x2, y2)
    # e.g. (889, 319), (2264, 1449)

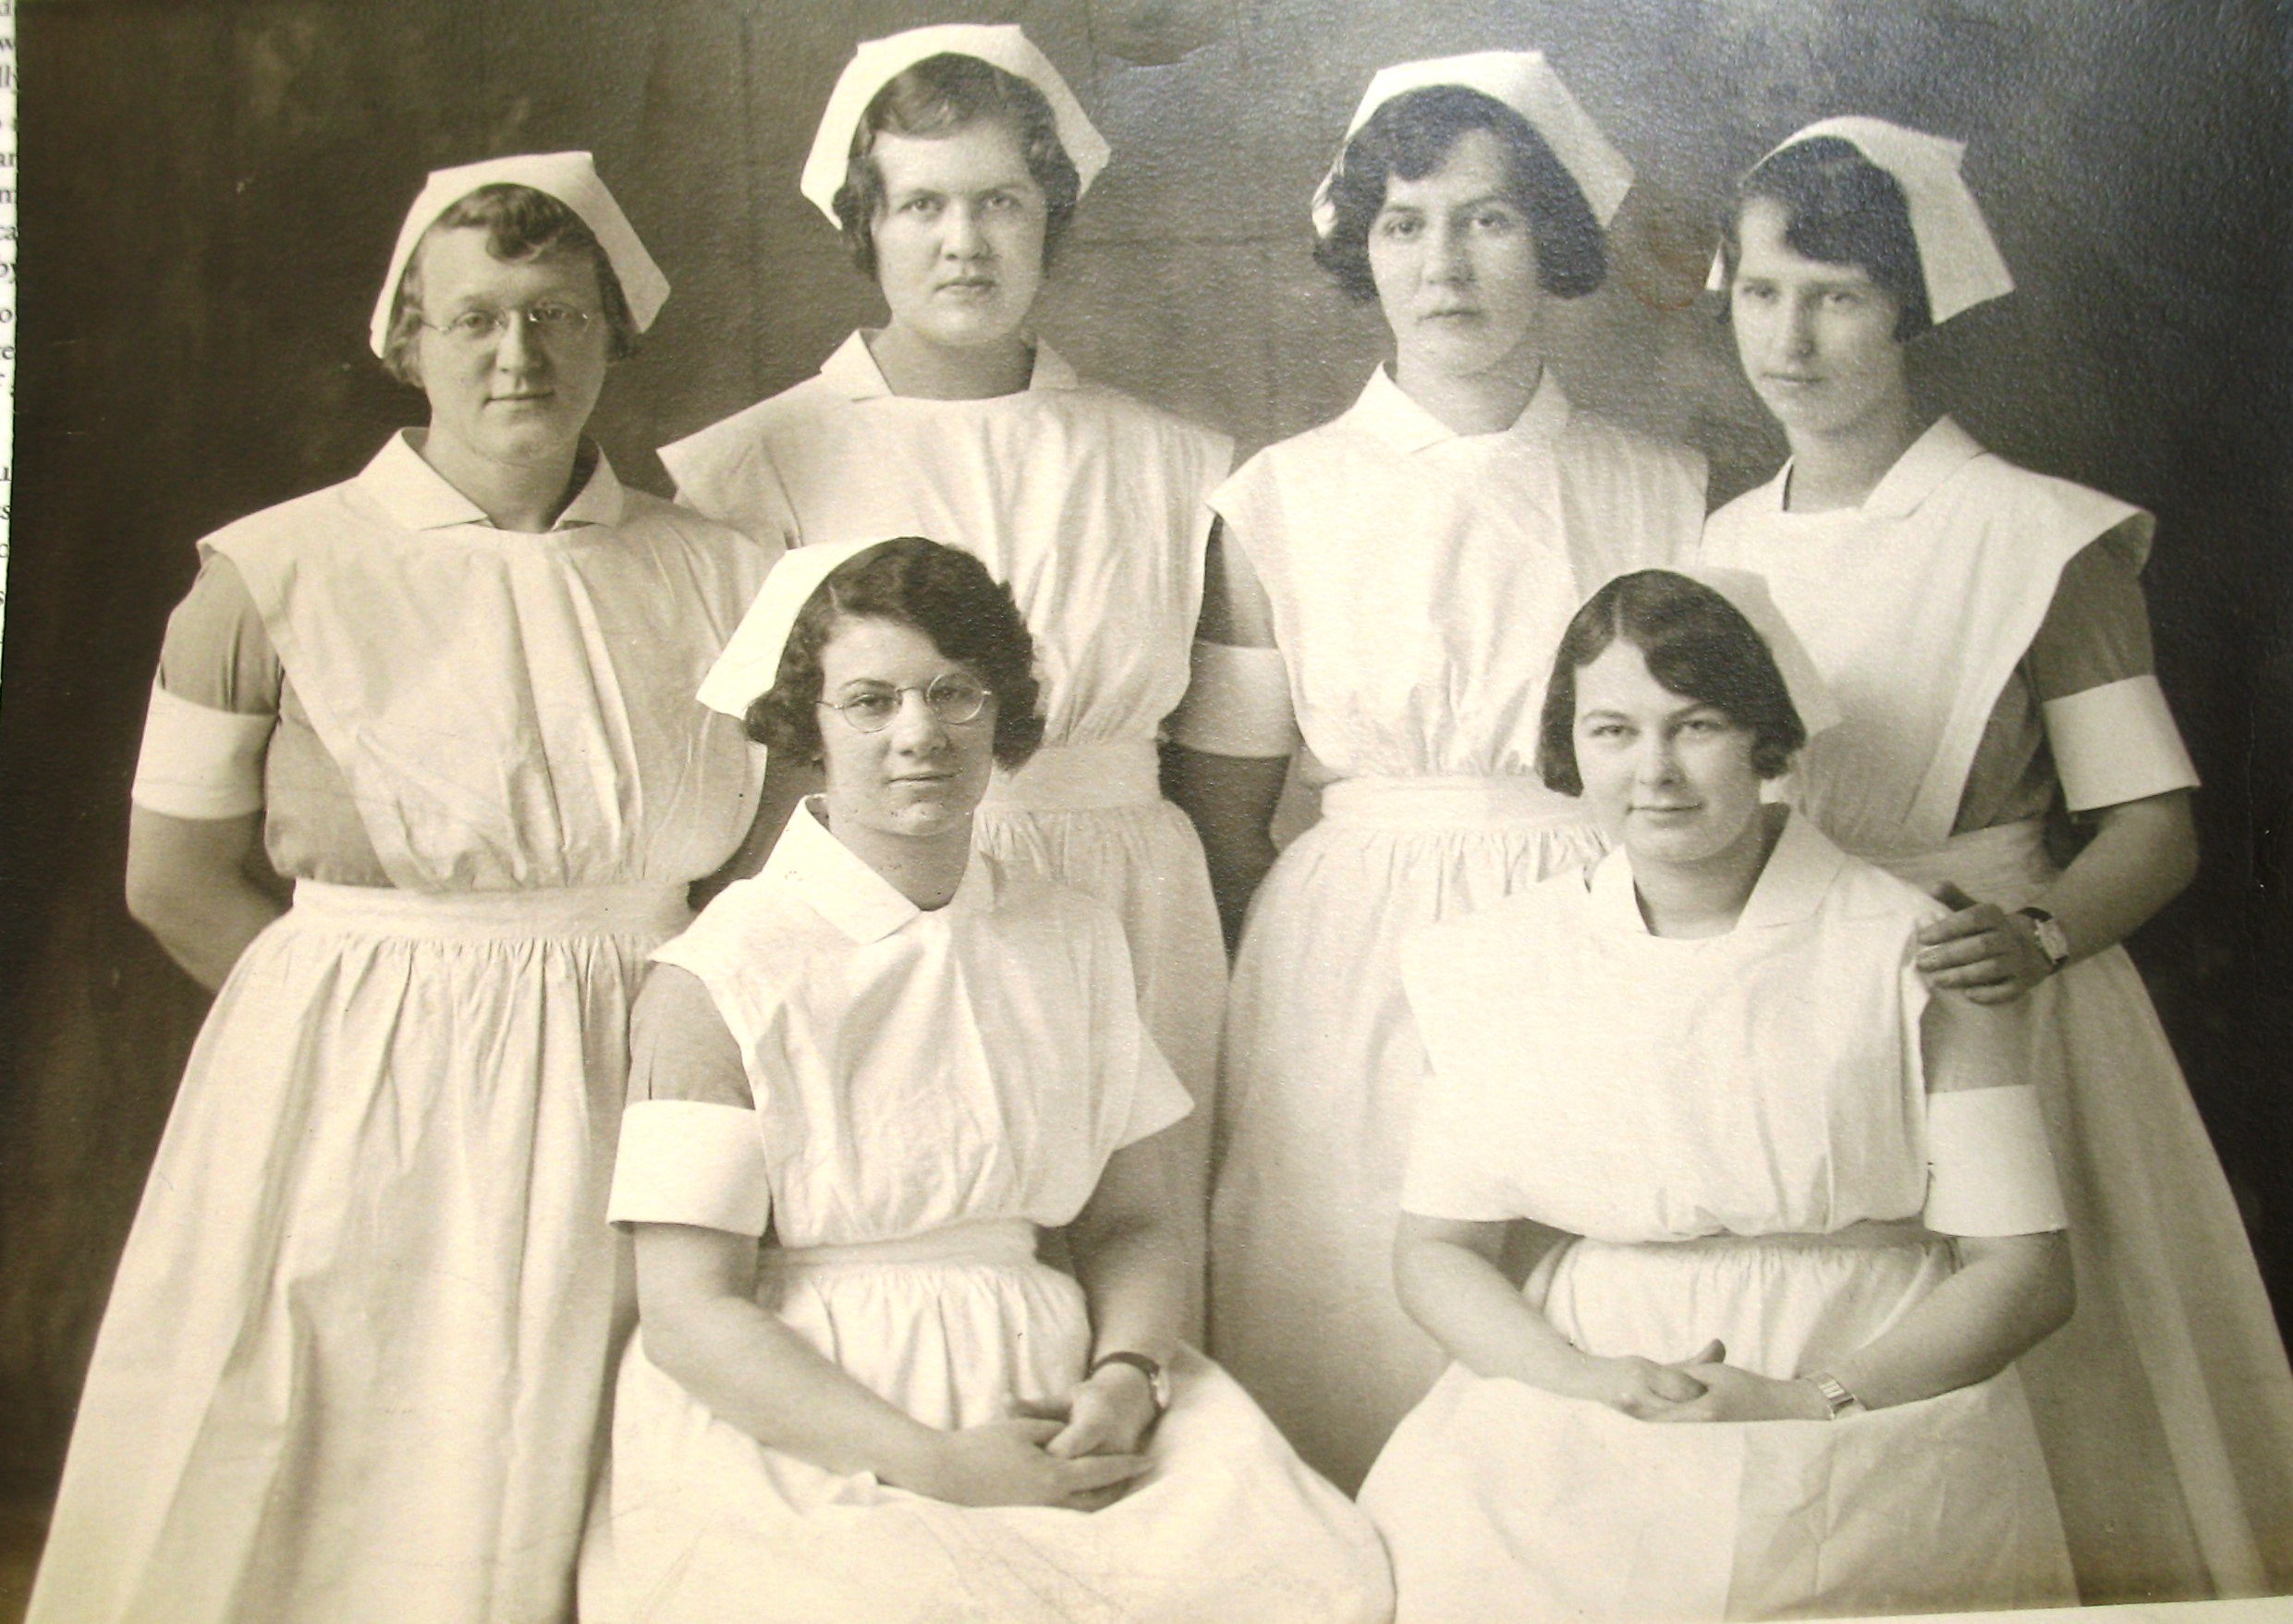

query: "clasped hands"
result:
(1912, 882), (2057, 1003)
(1582, 1340), (1832, 1423)
(918, 1361), (1159, 1511)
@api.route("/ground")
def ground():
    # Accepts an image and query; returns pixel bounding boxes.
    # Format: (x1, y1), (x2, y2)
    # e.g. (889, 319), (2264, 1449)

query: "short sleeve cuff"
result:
(608, 1100), (772, 1235)
(2044, 676), (2199, 812)
(131, 683), (271, 818)
(1116, 1046), (1194, 1150)
(1166, 642), (1299, 758)
(1923, 1085), (2067, 1237)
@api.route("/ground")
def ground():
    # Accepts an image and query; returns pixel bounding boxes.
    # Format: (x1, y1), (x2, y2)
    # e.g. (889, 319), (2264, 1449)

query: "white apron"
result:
(1701, 423), (2293, 1600)
(30, 449), (762, 1624)
(1206, 367), (1705, 1490)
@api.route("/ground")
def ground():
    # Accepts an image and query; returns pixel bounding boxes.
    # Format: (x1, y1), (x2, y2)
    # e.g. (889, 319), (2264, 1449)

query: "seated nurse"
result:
(1359, 569), (2078, 1621)
(577, 537), (1391, 1624)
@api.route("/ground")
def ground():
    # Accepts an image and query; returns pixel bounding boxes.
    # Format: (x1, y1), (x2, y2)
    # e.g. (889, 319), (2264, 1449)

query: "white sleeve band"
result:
(130, 683), (272, 818)
(1922, 1085), (2067, 1237)
(1165, 641), (1299, 758)
(608, 1099), (772, 1236)
(2043, 675), (2200, 812)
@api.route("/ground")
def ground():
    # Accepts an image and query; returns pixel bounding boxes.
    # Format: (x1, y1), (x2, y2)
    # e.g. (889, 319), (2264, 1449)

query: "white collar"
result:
(1343, 361), (1572, 456)
(1762, 415), (1986, 521)
(762, 798), (996, 945)
(356, 431), (627, 531)
(817, 331), (1081, 402)
(1587, 809), (1847, 937)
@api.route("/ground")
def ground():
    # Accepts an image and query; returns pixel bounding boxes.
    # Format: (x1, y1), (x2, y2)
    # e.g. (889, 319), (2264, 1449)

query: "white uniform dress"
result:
(1701, 419), (2293, 1600)
(1361, 813), (2078, 1621)
(30, 435), (764, 1624)
(579, 804), (1393, 1624)
(1205, 365), (1705, 1489)
(661, 335), (1232, 1113)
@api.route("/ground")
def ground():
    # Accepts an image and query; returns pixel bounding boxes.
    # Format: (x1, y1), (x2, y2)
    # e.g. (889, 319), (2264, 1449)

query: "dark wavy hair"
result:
(747, 537), (1044, 771)
(381, 183), (638, 385)
(1314, 84), (1606, 305)
(1538, 570), (1806, 795)
(831, 53), (1081, 280)
(1716, 136), (1932, 341)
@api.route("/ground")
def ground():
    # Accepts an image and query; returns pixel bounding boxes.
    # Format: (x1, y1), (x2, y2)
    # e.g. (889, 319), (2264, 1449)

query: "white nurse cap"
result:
(1705, 116), (2014, 324)
(1677, 566), (1841, 738)
(799, 24), (1111, 226)
(698, 540), (894, 722)
(1311, 50), (1634, 238)
(369, 151), (669, 357)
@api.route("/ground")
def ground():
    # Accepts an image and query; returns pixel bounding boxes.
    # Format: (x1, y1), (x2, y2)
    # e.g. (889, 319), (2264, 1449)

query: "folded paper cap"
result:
(1676, 565), (1841, 739)
(698, 540), (896, 725)
(799, 24), (1110, 225)
(1706, 116), (2013, 324)
(369, 151), (668, 357)
(1313, 50), (1633, 238)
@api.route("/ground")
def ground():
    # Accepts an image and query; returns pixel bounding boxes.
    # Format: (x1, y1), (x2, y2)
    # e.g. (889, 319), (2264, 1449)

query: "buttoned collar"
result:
(1342, 360), (1573, 457)
(356, 430), (628, 531)
(763, 798), (997, 944)
(817, 330), (1082, 403)
(1588, 808), (1847, 937)
(1762, 415), (1986, 521)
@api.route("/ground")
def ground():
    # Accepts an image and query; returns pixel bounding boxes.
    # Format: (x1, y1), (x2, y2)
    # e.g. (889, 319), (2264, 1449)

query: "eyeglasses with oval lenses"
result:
(418, 303), (599, 345)
(818, 674), (994, 733)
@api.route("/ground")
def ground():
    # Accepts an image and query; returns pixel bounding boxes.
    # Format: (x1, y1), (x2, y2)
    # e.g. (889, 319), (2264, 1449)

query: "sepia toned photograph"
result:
(0, 2), (2287, 1619)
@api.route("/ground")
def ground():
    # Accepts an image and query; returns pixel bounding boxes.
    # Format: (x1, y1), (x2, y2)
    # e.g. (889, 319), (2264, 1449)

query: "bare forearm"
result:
(1826, 1231), (2073, 1410)
(125, 808), (285, 991)
(1396, 1227), (1595, 1398)
(1164, 744), (1286, 948)
(1070, 1157), (1190, 1369)
(646, 1288), (941, 1486)
(2037, 790), (2196, 962)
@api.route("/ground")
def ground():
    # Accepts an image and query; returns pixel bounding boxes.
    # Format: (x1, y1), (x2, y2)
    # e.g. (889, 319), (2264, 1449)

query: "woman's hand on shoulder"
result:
(1643, 1359), (1831, 1423)
(908, 1417), (1152, 1511)
(1913, 883), (2055, 1004)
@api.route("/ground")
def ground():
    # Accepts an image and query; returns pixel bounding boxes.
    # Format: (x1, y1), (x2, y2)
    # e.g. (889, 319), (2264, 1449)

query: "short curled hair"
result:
(831, 54), (1082, 280)
(1315, 84), (1606, 304)
(1537, 569), (1806, 795)
(1717, 136), (1932, 341)
(380, 183), (639, 386)
(747, 537), (1044, 771)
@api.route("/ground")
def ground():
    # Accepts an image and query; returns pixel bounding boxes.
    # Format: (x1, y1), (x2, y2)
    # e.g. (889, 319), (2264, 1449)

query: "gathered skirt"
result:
(579, 1224), (1393, 1624)
(1208, 776), (1606, 1492)
(27, 879), (687, 1624)
(1360, 1227), (2076, 1621)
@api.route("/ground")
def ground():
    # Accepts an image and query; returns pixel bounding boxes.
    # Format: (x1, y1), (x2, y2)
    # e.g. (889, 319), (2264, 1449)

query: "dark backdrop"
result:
(1, 0), (2287, 1498)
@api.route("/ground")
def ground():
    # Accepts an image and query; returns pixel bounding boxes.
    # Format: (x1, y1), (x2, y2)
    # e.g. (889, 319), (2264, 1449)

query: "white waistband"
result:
(767, 1218), (1040, 1272)
(1321, 775), (1592, 831)
(979, 739), (1161, 812)
(289, 878), (690, 940)
(1863, 818), (2054, 906)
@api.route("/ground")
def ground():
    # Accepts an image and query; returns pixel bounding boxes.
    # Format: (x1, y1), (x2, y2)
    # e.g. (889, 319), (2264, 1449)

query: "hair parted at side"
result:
(831, 53), (1081, 279)
(1719, 136), (1932, 340)
(747, 537), (1045, 770)
(1315, 83), (1606, 304)
(381, 183), (639, 386)
(1538, 569), (1807, 795)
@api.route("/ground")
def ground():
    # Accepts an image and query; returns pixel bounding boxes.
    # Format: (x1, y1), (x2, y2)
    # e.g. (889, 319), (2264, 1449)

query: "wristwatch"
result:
(1088, 1350), (1172, 1415)
(1805, 1371), (1866, 1420)
(2016, 906), (2071, 975)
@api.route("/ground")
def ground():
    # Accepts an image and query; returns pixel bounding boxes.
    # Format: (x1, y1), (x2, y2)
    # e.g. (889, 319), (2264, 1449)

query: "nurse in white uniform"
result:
(1169, 51), (1705, 1490)
(1699, 118), (2293, 1599)
(1360, 568), (2078, 1621)
(578, 538), (1391, 1624)
(31, 155), (764, 1624)
(663, 26), (1231, 1256)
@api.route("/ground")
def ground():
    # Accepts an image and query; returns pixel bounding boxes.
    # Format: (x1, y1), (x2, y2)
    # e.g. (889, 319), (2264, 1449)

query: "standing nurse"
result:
(1172, 53), (1704, 1491)
(665, 25), (1232, 1258)
(30, 154), (764, 1623)
(1701, 117), (2293, 1598)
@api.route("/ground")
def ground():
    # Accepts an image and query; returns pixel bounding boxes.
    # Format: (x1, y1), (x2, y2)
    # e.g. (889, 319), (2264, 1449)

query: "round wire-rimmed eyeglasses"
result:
(417, 303), (600, 346)
(817, 675), (994, 734)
